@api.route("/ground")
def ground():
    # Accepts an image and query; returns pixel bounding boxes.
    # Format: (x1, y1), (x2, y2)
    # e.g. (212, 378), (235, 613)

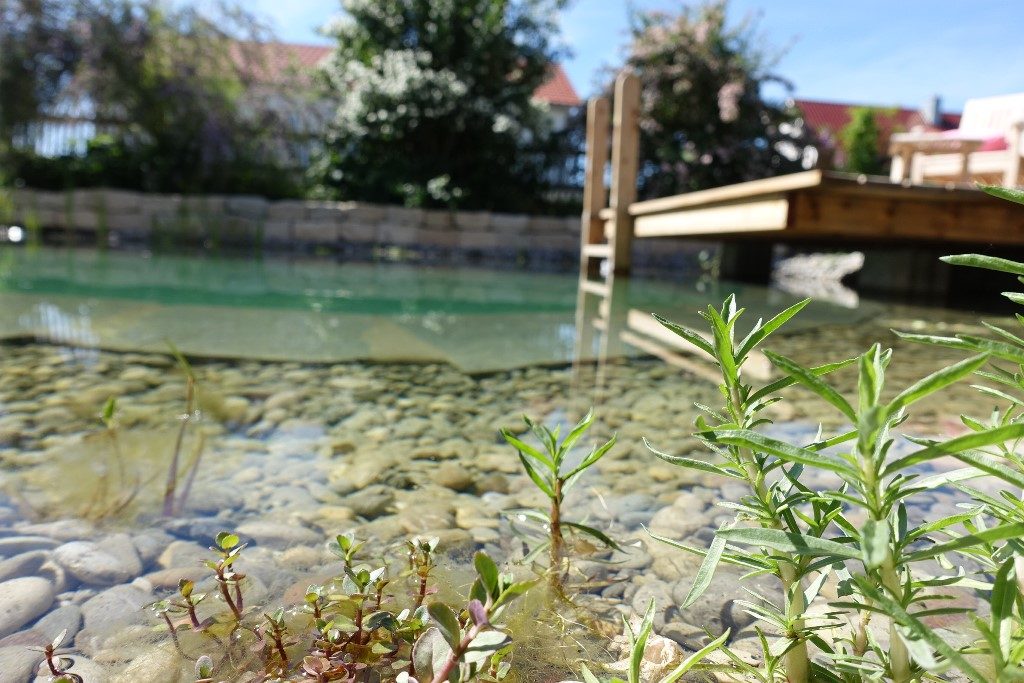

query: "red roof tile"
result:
(794, 98), (961, 147)
(533, 64), (581, 107)
(237, 41), (580, 107)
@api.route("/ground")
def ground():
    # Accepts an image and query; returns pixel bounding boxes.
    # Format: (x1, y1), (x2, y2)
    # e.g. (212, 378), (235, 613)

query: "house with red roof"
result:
(793, 97), (961, 170)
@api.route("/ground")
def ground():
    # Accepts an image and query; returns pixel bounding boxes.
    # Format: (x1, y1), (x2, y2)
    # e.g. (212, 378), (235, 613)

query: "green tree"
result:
(617, 1), (815, 198)
(841, 106), (883, 175)
(3, 0), (306, 197)
(0, 1), (83, 167)
(312, 0), (570, 212)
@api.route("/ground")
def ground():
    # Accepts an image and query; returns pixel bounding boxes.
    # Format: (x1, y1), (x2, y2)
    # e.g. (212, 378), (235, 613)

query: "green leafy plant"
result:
(501, 409), (619, 593)
(889, 183), (1024, 678)
(580, 600), (729, 683)
(647, 291), (1024, 682)
(151, 531), (530, 682)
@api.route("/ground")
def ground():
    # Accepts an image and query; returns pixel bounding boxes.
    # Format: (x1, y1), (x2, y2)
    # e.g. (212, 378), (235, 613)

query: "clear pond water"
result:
(0, 246), (1005, 680)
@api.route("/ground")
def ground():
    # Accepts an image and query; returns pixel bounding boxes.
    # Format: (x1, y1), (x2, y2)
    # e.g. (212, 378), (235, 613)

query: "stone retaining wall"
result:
(3, 187), (581, 252)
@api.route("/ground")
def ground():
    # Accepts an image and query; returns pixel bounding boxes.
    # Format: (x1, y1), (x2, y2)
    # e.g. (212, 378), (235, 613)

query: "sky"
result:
(245, 0), (1024, 113)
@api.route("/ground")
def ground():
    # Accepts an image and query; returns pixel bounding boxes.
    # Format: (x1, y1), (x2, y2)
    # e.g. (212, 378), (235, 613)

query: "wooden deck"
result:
(580, 73), (1024, 281)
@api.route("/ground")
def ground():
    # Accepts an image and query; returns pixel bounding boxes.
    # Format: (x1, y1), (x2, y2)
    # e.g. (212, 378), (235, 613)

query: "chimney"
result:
(922, 94), (942, 127)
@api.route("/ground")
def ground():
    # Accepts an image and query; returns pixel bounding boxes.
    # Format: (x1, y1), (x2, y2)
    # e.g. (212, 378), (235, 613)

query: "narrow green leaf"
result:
(717, 527), (859, 559)
(943, 251), (1024, 274)
(652, 314), (715, 357)
(952, 450), (1024, 489)
(517, 453), (554, 498)
(887, 354), (988, 416)
(643, 438), (739, 478)
(747, 357), (855, 404)
(978, 184), (1024, 207)
(502, 431), (554, 469)
(704, 429), (859, 478)
(660, 630), (731, 683)
(629, 600), (656, 683)
(905, 522), (1024, 562)
(884, 422), (1024, 474)
(565, 434), (617, 482)
(735, 298), (810, 360)
(765, 351), (856, 421)
(859, 519), (889, 569)
(559, 408), (594, 456)
(679, 523), (730, 609)
(580, 665), (602, 683)
(854, 578), (986, 681)
(563, 521), (622, 551)
(705, 307), (738, 384)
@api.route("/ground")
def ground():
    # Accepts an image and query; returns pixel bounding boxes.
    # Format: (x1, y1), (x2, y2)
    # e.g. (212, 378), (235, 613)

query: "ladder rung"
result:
(580, 280), (609, 297)
(580, 243), (612, 258)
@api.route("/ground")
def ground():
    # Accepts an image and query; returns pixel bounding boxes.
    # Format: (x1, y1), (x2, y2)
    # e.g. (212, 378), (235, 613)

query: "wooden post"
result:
(609, 72), (640, 273)
(581, 96), (609, 248)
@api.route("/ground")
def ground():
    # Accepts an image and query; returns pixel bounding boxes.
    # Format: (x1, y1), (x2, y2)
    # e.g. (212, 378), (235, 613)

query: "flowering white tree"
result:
(620, 1), (819, 198)
(312, 0), (572, 212)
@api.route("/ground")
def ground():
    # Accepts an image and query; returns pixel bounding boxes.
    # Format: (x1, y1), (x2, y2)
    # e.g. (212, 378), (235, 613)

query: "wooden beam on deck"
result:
(609, 72), (640, 273)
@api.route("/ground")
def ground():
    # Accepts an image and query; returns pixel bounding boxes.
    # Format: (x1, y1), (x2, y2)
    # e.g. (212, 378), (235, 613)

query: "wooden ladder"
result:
(573, 72), (641, 399)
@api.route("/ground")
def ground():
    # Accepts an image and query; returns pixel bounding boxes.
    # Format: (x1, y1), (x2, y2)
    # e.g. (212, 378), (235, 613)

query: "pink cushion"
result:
(979, 135), (1008, 151)
(938, 128), (1008, 151)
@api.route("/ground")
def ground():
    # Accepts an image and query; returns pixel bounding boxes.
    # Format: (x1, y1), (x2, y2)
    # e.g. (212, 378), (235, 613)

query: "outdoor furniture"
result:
(889, 93), (1024, 186)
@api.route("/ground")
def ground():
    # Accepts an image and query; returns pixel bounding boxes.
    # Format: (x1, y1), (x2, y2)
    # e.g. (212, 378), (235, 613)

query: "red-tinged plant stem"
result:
(160, 612), (190, 660)
(217, 573), (242, 620)
(163, 377), (194, 517)
(549, 478), (564, 591)
(429, 622), (485, 683)
(175, 432), (206, 516)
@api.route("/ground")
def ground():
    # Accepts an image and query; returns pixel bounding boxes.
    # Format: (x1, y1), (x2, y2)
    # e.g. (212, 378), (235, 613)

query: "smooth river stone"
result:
(0, 645), (45, 683)
(34, 655), (109, 682)
(236, 521), (321, 549)
(53, 535), (142, 586)
(0, 551), (48, 583)
(0, 537), (59, 558)
(0, 577), (54, 638)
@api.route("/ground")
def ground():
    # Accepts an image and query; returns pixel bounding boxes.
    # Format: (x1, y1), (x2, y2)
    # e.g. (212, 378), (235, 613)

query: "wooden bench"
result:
(889, 93), (1024, 187)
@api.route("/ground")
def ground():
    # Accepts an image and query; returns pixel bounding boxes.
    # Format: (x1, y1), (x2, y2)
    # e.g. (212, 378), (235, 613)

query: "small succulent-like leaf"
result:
(215, 532), (239, 550)
(427, 603), (461, 649)
(412, 627), (451, 682)
(467, 599), (489, 627)
(473, 552), (499, 596)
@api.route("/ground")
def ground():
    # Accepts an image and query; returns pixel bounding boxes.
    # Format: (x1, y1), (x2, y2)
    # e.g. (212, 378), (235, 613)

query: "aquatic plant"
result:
(81, 396), (141, 519)
(889, 183), (1024, 678)
(580, 600), (729, 683)
(150, 531), (531, 682)
(501, 409), (619, 593)
(30, 628), (82, 682)
(164, 342), (207, 516)
(647, 289), (1024, 681)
